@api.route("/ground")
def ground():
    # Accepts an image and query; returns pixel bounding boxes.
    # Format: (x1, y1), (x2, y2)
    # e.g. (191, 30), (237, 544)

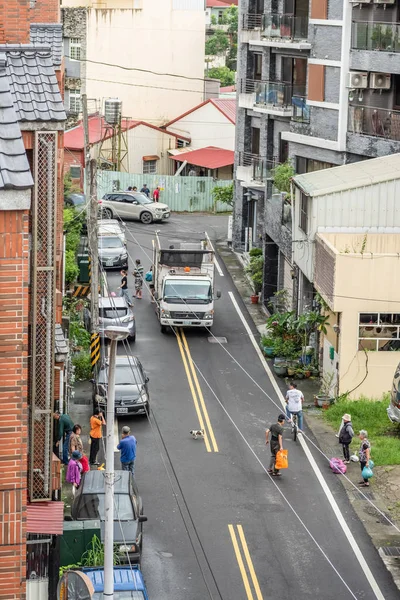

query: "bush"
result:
(249, 248), (262, 257)
(70, 320), (90, 351)
(212, 183), (233, 208)
(245, 254), (263, 294)
(65, 249), (79, 286)
(72, 352), (92, 381)
(272, 161), (295, 194)
(207, 66), (235, 87)
(205, 30), (229, 55)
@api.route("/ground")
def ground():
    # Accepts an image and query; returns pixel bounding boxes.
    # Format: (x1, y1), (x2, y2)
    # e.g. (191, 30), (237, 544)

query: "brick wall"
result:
(0, 209), (30, 600)
(64, 148), (84, 191)
(0, 0), (60, 43)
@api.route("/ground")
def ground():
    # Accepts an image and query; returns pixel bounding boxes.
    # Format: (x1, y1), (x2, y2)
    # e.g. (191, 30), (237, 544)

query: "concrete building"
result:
(205, 0), (238, 28)
(61, 0), (206, 127)
(233, 0), (400, 308)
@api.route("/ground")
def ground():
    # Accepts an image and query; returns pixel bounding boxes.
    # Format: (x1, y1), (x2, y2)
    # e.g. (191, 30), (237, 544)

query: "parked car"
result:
(71, 470), (147, 565)
(65, 193), (86, 212)
(97, 296), (135, 340)
(82, 566), (149, 600)
(98, 234), (128, 269)
(93, 356), (150, 416)
(98, 218), (127, 246)
(99, 191), (170, 224)
(388, 361), (400, 423)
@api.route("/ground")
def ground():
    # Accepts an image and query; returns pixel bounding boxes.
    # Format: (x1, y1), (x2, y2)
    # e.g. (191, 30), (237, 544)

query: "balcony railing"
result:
(348, 104), (400, 140)
(238, 152), (276, 183)
(243, 12), (309, 40)
(352, 21), (400, 53)
(242, 79), (306, 108)
(291, 96), (310, 123)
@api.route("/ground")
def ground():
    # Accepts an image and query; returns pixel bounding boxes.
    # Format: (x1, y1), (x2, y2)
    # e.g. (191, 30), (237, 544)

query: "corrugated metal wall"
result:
(96, 171), (233, 213)
(172, 0), (205, 10)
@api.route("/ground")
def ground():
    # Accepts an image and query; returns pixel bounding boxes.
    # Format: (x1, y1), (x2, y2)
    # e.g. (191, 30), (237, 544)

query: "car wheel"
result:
(104, 207), (113, 219)
(140, 211), (153, 224)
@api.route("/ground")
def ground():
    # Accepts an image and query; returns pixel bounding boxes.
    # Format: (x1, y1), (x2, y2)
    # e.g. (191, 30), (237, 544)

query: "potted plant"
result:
(261, 335), (275, 357)
(314, 371), (336, 407)
(246, 249), (263, 304)
(295, 367), (305, 379)
(273, 361), (288, 377)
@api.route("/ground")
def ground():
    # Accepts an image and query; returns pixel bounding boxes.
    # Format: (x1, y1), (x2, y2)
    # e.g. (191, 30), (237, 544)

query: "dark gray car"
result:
(93, 356), (150, 416)
(98, 235), (128, 269)
(71, 470), (147, 565)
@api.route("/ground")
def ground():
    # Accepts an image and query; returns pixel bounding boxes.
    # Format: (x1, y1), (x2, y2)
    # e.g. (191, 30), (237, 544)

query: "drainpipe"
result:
(337, 0), (352, 152)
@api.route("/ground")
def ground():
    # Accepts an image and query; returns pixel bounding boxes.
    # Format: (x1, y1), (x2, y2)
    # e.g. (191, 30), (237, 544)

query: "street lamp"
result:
(104, 326), (130, 600)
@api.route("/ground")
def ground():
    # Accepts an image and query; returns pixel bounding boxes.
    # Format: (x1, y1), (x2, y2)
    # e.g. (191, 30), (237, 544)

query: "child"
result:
(66, 450), (83, 494)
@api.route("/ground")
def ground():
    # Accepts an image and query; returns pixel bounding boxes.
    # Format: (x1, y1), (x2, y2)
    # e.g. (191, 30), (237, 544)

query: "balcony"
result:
(351, 21), (400, 73)
(241, 12), (311, 49)
(291, 95), (310, 123)
(236, 152), (275, 187)
(347, 104), (400, 156)
(239, 80), (306, 117)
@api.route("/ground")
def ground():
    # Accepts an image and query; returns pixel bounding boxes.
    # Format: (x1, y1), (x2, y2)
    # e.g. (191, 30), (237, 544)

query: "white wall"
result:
(168, 102), (235, 150)
(64, 0), (205, 124)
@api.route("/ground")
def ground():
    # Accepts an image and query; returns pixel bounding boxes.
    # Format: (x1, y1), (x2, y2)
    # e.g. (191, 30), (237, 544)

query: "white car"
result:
(98, 219), (127, 245)
(99, 191), (170, 224)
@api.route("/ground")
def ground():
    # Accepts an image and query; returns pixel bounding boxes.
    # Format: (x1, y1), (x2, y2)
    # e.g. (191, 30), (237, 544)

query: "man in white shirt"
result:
(285, 382), (304, 431)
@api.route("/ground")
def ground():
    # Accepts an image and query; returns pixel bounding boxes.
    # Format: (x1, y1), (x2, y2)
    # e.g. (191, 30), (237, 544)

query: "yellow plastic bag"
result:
(275, 449), (288, 470)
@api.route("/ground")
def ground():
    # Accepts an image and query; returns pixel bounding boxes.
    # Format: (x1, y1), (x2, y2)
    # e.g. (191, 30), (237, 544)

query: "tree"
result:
(225, 5), (238, 36)
(212, 183), (234, 208)
(272, 161), (295, 194)
(207, 66), (235, 87)
(205, 30), (229, 55)
(64, 171), (80, 198)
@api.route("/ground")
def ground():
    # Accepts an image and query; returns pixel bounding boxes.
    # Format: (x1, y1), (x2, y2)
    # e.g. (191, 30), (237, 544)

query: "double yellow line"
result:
(176, 328), (218, 453)
(228, 524), (263, 600)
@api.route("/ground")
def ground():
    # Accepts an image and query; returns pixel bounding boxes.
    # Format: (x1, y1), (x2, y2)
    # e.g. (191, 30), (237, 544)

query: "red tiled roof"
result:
(166, 98), (236, 127)
(220, 85), (236, 93)
(65, 115), (190, 150)
(27, 501), (64, 535)
(206, 0), (238, 6)
(171, 146), (234, 169)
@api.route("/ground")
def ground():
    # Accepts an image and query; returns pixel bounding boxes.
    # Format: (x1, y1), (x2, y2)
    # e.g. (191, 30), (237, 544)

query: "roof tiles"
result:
(0, 45), (66, 122)
(0, 53), (34, 190)
(30, 23), (63, 67)
(170, 146), (234, 169)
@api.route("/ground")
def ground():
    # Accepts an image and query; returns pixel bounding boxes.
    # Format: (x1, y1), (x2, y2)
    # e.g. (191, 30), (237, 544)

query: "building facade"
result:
(233, 0), (400, 308)
(62, 0), (206, 127)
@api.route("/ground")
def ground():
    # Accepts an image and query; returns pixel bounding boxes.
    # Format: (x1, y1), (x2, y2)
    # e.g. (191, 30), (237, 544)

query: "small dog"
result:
(190, 429), (205, 440)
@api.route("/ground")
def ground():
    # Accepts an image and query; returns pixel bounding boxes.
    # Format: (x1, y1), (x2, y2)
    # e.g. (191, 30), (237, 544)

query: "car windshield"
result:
(76, 493), (135, 520)
(132, 193), (152, 206)
(100, 308), (128, 319)
(69, 194), (85, 205)
(93, 593), (145, 599)
(163, 280), (212, 304)
(98, 364), (142, 386)
(99, 237), (123, 249)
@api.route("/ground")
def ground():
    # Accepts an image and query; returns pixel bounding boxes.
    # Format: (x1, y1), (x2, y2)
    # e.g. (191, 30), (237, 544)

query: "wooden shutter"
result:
(310, 0), (327, 19)
(308, 64), (325, 102)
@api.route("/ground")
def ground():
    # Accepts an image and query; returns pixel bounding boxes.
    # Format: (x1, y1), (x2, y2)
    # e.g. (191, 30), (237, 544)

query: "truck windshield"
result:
(93, 593), (145, 599)
(163, 280), (211, 304)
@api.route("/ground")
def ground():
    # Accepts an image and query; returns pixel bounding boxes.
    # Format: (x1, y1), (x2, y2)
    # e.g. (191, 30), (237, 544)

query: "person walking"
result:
(133, 259), (144, 299)
(338, 413), (354, 464)
(265, 414), (285, 477)
(140, 184), (150, 197)
(54, 411), (74, 465)
(285, 382), (304, 431)
(358, 430), (372, 487)
(152, 186), (160, 202)
(118, 269), (133, 307)
(66, 451), (83, 495)
(117, 426), (137, 475)
(89, 408), (106, 466)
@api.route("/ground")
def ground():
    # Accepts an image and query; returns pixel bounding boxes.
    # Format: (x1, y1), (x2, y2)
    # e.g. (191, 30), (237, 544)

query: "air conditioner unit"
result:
(349, 0), (372, 3)
(374, 0), (395, 4)
(370, 73), (391, 90)
(348, 72), (368, 89)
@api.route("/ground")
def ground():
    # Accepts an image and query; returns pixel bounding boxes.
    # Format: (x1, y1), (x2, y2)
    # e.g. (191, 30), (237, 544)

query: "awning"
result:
(168, 147), (194, 156)
(27, 500), (64, 535)
(142, 155), (160, 161)
(170, 146), (234, 169)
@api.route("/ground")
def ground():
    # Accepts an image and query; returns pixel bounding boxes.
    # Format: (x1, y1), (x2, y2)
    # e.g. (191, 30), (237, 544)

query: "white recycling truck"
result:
(153, 232), (220, 333)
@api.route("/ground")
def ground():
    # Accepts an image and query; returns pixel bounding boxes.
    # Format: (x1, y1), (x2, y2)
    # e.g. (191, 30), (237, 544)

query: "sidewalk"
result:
(217, 242), (400, 590)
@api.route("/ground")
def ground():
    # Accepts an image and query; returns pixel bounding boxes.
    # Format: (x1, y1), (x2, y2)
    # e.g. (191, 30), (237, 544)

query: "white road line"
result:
(114, 416), (119, 452)
(208, 237), (224, 277)
(228, 290), (385, 600)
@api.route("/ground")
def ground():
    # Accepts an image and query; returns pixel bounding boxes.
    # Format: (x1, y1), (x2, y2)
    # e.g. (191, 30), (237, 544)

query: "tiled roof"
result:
(165, 98), (236, 127)
(30, 23), (63, 67)
(170, 146), (234, 169)
(0, 53), (33, 190)
(206, 0), (238, 6)
(0, 45), (66, 122)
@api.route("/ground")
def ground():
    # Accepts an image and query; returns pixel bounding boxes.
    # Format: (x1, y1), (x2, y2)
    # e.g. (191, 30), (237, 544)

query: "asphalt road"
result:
(103, 213), (399, 600)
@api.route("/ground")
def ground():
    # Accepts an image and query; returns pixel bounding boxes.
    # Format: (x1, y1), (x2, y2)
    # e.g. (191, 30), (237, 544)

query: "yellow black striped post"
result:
(88, 255), (92, 283)
(73, 285), (90, 298)
(90, 332), (101, 369)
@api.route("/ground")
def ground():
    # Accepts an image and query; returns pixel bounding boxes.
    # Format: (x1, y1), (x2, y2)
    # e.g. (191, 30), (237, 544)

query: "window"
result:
(69, 37), (81, 61)
(143, 159), (157, 174)
(70, 165), (81, 179)
(296, 157), (334, 175)
(254, 54), (262, 81)
(358, 313), (400, 351)
(218, 10), (224, 23)
(177, 139), (187, 148)
(69, 89), (81, 114)
(299, 192), (308, 234)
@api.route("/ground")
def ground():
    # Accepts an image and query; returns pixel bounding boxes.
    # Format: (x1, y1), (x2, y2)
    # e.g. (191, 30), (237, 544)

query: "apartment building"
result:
(233, 0), (400, 308)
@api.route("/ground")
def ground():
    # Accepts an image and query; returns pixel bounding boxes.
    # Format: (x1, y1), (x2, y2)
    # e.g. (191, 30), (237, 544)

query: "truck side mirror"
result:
(138, 515), (148, 523)
(216, 290), (221, 299)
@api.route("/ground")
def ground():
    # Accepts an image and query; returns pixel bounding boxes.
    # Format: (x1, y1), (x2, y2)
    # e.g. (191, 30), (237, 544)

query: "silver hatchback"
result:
(99, 296), (136, 341)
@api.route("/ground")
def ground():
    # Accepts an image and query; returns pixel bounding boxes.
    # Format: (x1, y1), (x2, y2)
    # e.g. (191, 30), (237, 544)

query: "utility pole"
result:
(82, 94), (100, 357)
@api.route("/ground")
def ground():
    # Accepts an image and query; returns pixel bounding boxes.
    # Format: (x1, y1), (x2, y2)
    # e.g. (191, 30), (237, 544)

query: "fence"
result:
(96, 170), (233, 213)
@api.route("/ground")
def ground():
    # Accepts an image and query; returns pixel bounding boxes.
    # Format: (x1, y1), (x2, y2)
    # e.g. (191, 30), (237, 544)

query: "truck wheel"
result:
(160, 324), (167, 334)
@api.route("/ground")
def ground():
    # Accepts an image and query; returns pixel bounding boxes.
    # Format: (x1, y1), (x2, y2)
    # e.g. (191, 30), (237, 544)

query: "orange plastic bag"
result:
(275, 449), (288, 470)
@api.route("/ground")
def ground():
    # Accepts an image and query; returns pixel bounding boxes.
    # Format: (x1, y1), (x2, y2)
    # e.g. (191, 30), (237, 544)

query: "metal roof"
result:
(170, 145), (234, 169)
(26, 501), (64, 535)
(0, 54), (33, 190)
(0, 45), (66, 122)
(165, 98), (236, 127)
(30, 23), (63, 67)
(293, 153), (400, 198)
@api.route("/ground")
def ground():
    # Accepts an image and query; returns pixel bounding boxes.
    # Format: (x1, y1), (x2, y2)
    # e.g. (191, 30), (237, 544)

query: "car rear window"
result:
(100, 308), (128, 319)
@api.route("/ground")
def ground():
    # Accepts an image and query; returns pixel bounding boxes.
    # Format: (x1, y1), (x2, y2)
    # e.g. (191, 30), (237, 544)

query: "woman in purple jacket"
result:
(66, 450), (83, 493)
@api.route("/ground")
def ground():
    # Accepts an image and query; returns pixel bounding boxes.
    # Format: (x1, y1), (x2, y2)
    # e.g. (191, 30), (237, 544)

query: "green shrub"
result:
(65, 249), (79, 285)
(249, 247), (262, 257)
(72, 352), (92, 381)
(70, 320), (90, 351)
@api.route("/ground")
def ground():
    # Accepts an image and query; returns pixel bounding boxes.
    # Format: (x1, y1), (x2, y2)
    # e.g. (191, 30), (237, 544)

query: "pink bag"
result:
(329, 457), (347, 474)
